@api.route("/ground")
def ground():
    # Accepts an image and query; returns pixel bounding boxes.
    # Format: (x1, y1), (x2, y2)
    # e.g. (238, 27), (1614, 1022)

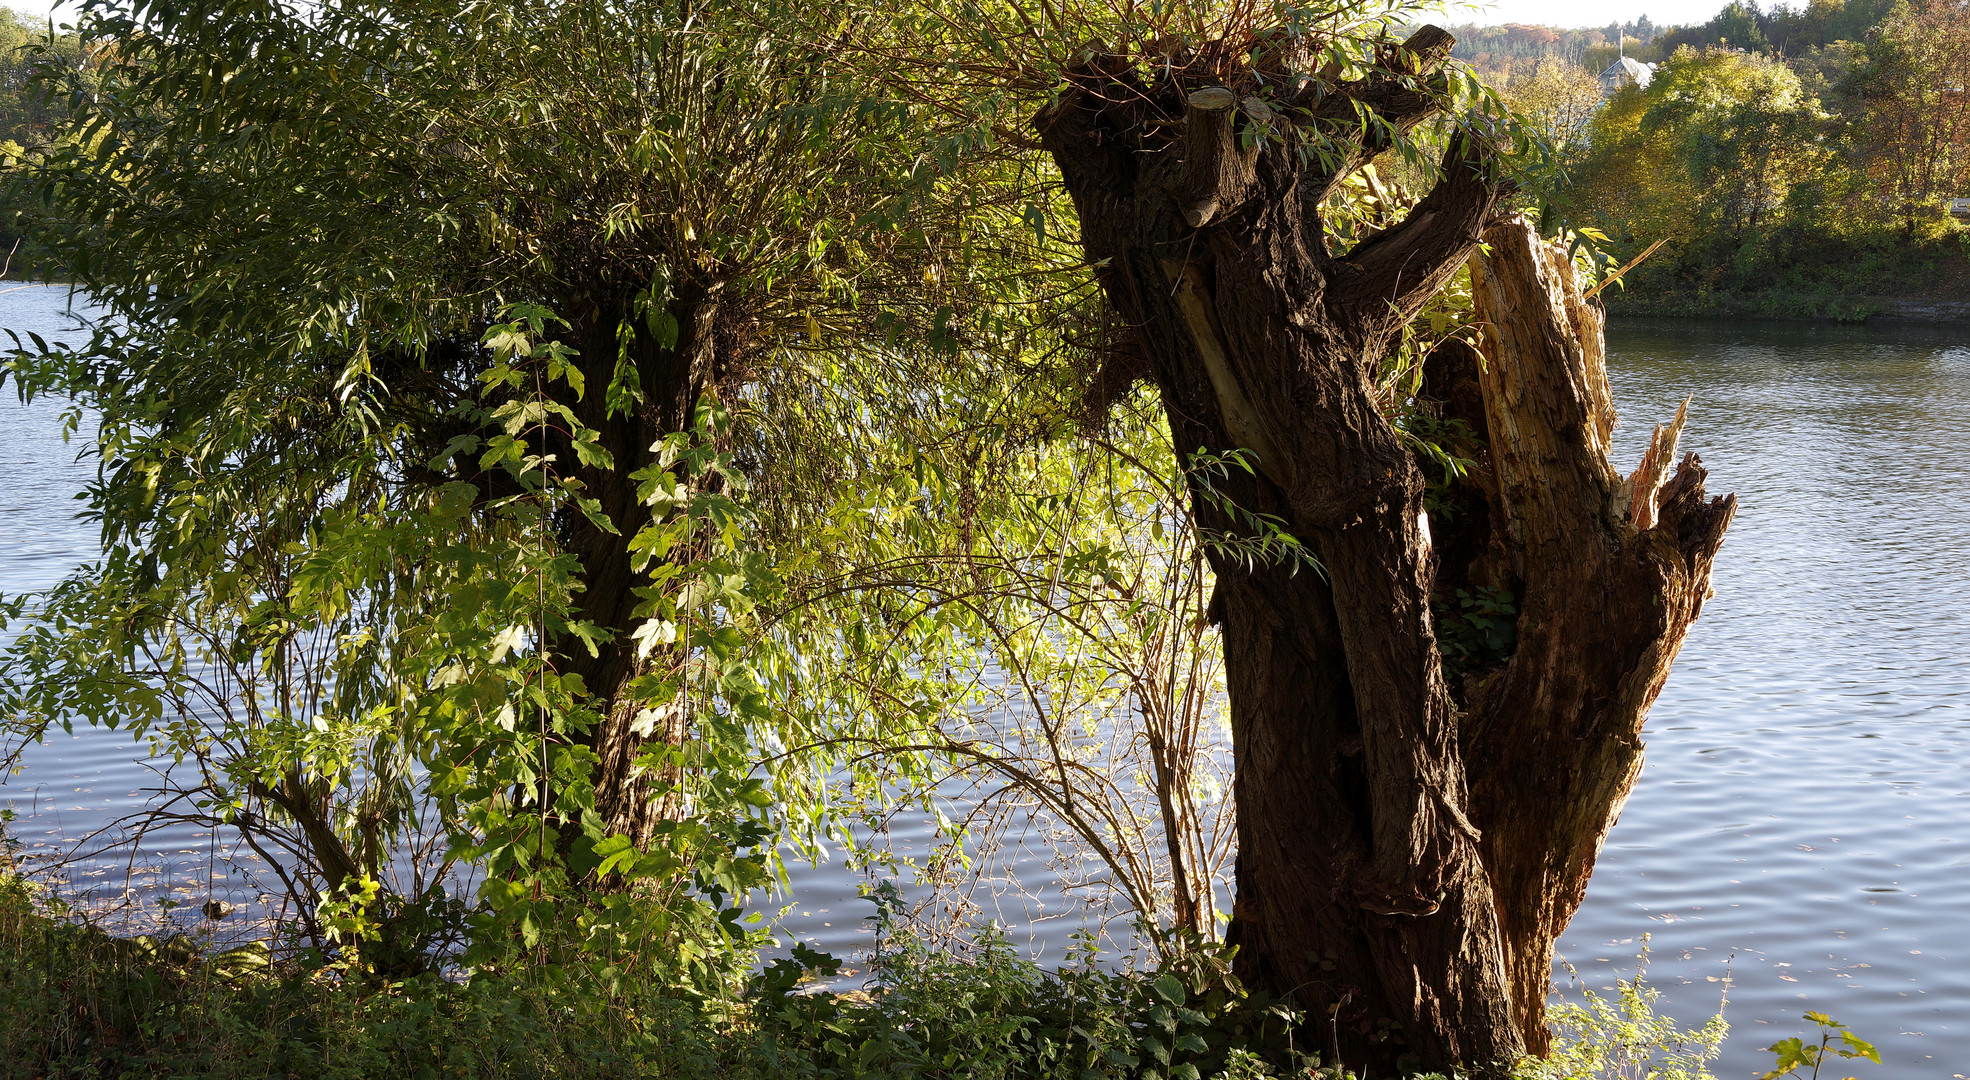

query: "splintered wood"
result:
(1463, 215), (1736, 1054)
(1626, 395), (1692, 532)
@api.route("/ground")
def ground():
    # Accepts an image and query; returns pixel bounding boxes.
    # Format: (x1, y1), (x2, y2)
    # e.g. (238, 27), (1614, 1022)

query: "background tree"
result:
(1846, 0), (1970, 235)
(1561, 47), (1846, 302)
(1523, 0), (1969, 319)
(1448, 23), (1627, 84)
(1506, 57), (1604, 157)
(1649, 48), (1833, 237)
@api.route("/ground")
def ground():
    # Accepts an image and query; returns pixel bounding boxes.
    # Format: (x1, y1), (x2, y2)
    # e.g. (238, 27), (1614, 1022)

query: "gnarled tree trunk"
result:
(1036, 26), (1734, 1074)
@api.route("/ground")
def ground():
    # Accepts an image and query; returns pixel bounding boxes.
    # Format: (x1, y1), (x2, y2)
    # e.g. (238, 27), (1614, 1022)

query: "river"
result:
(3, 283), (1967, 1077)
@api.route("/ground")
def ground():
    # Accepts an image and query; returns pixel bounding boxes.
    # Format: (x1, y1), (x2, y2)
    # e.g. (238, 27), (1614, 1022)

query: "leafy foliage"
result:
(754, 890), (1319, 1080)
(1530, 940), (1729, 1080)
(1758, 1013), (1880, 1080)
(0, 0), (986, 971)
(1433, 586), (1519, 685)
(1537, 0), (1970, 317)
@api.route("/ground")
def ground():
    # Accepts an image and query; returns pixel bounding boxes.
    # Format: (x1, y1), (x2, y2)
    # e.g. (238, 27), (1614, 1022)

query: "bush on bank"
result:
(0, 874), (1306, 1080)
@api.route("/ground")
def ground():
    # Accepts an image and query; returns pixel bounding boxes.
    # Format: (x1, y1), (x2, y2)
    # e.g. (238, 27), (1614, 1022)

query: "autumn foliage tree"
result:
(1849, 0), (1970, 234)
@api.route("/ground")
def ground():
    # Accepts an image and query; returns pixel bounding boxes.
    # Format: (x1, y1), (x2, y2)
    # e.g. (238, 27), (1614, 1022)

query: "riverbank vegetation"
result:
(0, 7), (85, 281)
(3, 832), (1763, 1080)
(1498, 0), (1970, 319)
(0, 0), (1866, 1076)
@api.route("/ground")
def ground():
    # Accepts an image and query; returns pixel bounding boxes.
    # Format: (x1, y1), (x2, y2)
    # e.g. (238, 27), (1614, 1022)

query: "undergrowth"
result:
(1527, 939), (1729, 1080)
(1603, 224), (1970, 323)
(0, 846), (1791, 1080)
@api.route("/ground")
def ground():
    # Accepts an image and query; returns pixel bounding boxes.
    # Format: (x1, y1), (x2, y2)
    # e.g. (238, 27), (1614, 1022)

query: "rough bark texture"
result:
(1036, 25), (1733, 1074)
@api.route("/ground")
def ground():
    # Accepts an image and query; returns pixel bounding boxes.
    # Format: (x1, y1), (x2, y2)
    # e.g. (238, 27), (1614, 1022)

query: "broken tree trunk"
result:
(1037, 24), (1733, 1074)
(1455, 219), (1736, 1054)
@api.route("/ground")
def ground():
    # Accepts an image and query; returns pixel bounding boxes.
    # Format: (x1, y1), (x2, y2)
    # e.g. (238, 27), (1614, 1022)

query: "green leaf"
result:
(1021, 201), (1046, 245)
(1762, 1037), (1813, 1079)
(572, 495), (620, 536)
(1836, 1029), (1881, 1063)
(429, 435), (480, 470)
(592, 834), (638, 877)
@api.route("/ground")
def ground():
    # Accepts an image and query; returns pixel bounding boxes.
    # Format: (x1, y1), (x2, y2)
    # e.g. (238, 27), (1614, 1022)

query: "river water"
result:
(2, 283), (1967, 1077)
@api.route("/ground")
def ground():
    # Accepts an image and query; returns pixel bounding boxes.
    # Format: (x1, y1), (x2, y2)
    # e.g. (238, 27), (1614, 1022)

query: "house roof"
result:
(1599, 56), (1655, 90)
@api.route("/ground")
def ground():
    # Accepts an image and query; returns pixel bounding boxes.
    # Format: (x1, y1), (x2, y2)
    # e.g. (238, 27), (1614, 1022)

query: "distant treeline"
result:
(1497, 0), (1970, 318)
(1450, 0), (1901, 83)
(1447, 21), (1654, 83)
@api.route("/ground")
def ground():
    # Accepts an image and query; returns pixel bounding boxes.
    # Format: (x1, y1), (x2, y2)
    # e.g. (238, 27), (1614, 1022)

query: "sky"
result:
(7, 0), (1734, 32)
(1428, 0), (1729, 27)
(6, 0), (66, 21)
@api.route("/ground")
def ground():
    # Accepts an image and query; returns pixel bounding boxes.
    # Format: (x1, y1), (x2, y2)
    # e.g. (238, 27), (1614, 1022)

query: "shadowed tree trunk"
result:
(553, 282), (727, 848)
(1036, 25), (1734, 1074)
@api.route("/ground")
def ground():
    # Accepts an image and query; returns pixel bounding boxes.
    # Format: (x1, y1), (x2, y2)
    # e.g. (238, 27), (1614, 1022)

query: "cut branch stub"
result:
(1173, 86), (1258, 227)
(1382, 24), (1457, 75)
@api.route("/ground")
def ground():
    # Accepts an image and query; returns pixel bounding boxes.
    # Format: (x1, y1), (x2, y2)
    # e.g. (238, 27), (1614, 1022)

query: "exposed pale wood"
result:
(1625, 395), (1691, 531)
(1463, 217), (1735, 1053)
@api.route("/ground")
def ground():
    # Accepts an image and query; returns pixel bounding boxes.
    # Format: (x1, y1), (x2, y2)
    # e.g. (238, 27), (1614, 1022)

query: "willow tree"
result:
(1, 0), (995, 944)
(1010, 13), (1736, 1075)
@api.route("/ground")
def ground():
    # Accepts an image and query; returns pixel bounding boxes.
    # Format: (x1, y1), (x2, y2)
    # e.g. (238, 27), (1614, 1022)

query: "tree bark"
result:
(555, 282), (725, 848)
(1036, 25), (1733, 1074)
